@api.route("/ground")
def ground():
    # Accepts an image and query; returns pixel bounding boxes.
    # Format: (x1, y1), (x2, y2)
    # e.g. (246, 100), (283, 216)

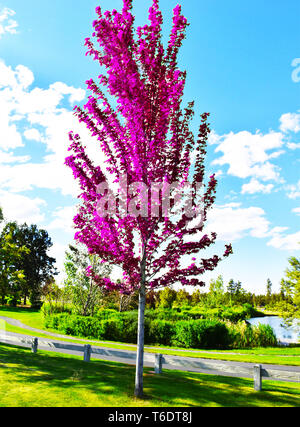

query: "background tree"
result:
(0, 229), (29, 306)
(206, 275), (225, 307)
(280, 278), (293, 300)
(173, 288), (191, 308)
(227, 279), (242, 296)
(65, 0), (232, 397)
(284, 256), (300, 316)
(0, 209), (27, 305)
(190, 289), (204, 305)
(266, 278), (272, 300)
(118, 288), (139, 312)
(1, 222), (57, 307)
(64, 244), (112, 316)
(156, 287), (177, 309)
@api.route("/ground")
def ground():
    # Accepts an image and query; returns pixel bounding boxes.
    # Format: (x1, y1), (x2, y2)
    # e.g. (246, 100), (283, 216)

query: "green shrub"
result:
(44, 314), (100, 339)
(174, 319), (230, 349)
(95, 308), (122, 320)
(44, 308), (277, 350)
(148, 320), (175, 346)
(121, 313), (152, 344)
(41, 302), (73, 317)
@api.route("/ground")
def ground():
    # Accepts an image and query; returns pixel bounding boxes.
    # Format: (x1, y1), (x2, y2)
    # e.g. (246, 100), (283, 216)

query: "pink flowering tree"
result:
(65, 0), (232, 398)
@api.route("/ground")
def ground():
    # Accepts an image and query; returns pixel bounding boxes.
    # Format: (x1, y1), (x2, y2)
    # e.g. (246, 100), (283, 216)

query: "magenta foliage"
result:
(65, 0), (232, 294)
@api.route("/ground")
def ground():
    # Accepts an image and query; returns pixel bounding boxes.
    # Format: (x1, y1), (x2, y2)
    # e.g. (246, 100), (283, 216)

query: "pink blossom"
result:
(65, 0), (232, 294)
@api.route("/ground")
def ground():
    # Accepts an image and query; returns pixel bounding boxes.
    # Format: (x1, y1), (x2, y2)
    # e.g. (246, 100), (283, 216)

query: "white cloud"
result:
(287, 142), (300, 150)
(211, 130), (284, 182)
(47, 206), (77, 233)
(241, 178), (274, 195)
(0, 119), (23, 150)
(205, 202), (270, 241)
(23, 128), (42, 142)
(292, 207), (300, 216)
(0, 160), (80, 196)
(0, 190), (46, 224)
(203, 202), (300, 252)
(286, 180), (300, 199)
(0, 59), (94, 197)
(0, 7), (18, 38)
(279, 112), (300, 133)
(0, 150), (30, 164)
(267, 230), (300, 251)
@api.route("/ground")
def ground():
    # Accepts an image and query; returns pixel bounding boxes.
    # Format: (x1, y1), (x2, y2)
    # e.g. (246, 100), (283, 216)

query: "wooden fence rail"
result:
(0, 333), (299, 391)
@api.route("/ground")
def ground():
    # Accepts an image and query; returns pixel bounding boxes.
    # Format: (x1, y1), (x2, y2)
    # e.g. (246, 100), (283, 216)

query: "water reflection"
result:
(248, 316), (300, 344)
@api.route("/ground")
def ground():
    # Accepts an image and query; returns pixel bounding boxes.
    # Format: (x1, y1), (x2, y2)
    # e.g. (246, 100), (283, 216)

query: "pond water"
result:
(248, 316), (300, 344)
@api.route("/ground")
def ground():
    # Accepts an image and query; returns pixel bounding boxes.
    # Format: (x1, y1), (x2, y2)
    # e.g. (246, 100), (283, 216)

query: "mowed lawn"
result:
(0, 344), (299, 407)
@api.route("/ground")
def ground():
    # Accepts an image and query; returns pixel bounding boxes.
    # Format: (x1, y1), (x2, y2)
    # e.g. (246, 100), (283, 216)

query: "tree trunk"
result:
(83, 276), (93, 316)
(134, 257), (146, 398)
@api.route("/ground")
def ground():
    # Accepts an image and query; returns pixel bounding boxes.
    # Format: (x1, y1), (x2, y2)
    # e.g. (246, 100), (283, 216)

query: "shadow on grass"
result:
(0, 344), (299, 407)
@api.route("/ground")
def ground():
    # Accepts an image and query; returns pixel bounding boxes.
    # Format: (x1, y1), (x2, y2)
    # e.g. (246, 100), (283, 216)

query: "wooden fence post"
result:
(155, 354), (163, 374)
(83, 344), (91, 362)
(254, 364), (262, 391)
(31, 338), (38, 354)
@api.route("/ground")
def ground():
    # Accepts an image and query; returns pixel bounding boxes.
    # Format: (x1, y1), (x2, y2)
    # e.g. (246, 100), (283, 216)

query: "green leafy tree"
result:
(157, 287), (177, 309)
(190, 289), (203, 305)
(173, 288), (191, 308)
(227, 279), (242, 295)
(64, 244), (112, 316)
(1, 222), (57, 307)
(266, 278), (272, 299)
(206, 275), (225, 307)
(285, 257), (300, 310)
(0, 230), (29, 306)
(280, 278), (293, 300)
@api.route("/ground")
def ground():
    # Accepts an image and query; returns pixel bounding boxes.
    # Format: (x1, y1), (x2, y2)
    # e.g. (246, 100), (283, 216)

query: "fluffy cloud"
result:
(267, 230), (300, 251)
(287, 142), (300, 150)
(211, 130), (284, 182)
(279, 112), (300, 133)
(203, 202), (300, 252)
(0, 7), (18, 38)
(286, 180), (300, 199)
(23, 128), (43, 142)
(205, 202), (270, 241)
(292, 207), (300, 216)
(241, 178), (274, 195)
(0, 150), (30, 164)
(47, 206), (77, 233)
(0, 59), (95, 197)
(0, 190), (46, 224)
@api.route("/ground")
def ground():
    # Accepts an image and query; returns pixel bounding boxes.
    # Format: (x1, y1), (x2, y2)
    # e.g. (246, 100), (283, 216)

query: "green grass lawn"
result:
(0, 306), (46, 329)
(0, 343), (299, 407)
(1, 306), (300, 366)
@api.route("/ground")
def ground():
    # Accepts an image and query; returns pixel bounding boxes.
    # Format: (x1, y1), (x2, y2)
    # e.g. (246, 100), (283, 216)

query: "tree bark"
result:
(134, 256), (146, 398)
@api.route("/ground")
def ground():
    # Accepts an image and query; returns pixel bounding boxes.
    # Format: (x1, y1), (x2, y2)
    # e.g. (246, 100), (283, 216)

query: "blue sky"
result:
(0, 0), (299, 294)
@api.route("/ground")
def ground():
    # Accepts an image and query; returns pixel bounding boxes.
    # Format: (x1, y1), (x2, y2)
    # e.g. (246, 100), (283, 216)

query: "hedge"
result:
(44, 312), (277, 349)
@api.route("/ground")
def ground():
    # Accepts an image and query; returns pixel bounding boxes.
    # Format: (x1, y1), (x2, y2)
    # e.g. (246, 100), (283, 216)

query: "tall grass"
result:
(227, 321), (277, 348)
